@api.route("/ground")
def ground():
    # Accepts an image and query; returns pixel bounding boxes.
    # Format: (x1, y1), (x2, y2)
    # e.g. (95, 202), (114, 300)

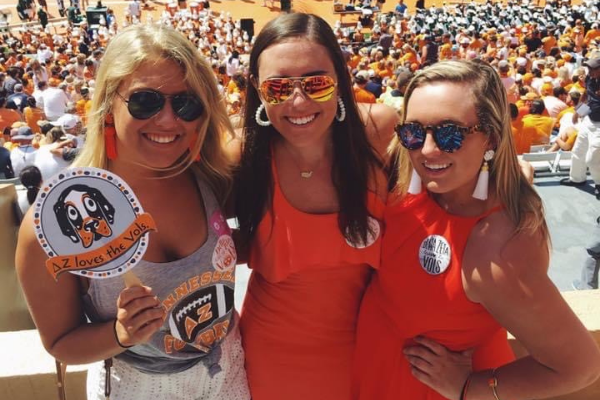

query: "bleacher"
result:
(519, 145), (573, 177)
(0, 7), (68, 33)
(332, 3), (380, 24)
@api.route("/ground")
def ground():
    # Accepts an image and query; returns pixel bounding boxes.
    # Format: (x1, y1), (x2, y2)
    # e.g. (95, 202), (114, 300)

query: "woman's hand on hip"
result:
(403, 336), (473, 400)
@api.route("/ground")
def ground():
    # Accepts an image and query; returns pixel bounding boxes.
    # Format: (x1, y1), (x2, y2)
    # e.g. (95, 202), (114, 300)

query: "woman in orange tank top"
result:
(234, 13), (398, 400)
(353, 60), (600, 400)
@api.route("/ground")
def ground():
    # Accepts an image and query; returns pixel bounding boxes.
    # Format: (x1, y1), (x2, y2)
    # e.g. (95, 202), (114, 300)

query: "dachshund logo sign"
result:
(34, 167), (157, 280)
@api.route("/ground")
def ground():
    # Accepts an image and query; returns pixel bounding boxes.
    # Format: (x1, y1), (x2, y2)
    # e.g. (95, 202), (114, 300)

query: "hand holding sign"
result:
(33, 167), (157, 286)
(115, 285), (166, 348)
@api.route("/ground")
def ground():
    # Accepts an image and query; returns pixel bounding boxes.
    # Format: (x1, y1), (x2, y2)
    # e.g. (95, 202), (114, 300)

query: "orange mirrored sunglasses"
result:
(258, 75), (337, 105)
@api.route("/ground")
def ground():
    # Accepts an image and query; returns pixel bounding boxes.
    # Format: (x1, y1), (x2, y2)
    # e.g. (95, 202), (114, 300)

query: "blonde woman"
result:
(16, 24), (250, 400)
(354, 60), (600, 399)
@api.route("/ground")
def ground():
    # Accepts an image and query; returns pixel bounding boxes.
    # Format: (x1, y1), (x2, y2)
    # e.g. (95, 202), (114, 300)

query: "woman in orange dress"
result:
(234, 13), (397, 400)
(353, 60), (600, 400)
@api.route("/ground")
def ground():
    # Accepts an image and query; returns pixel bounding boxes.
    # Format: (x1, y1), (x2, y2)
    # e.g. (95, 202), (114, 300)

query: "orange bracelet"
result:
(488, 368), (501, 400)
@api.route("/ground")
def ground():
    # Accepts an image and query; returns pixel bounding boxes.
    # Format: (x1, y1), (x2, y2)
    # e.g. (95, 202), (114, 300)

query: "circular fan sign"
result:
(33, 167), (157, 280)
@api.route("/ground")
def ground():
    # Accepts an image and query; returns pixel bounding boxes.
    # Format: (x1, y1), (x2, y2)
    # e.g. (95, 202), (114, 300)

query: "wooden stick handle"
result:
(123, 270), (142, 288)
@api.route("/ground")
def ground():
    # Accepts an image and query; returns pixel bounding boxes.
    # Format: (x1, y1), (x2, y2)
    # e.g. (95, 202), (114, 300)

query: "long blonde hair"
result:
(73, 24), (234, 204)
(392, 60), (548, 238)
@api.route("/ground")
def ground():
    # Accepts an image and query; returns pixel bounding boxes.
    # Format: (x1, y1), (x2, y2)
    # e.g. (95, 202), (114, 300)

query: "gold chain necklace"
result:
(280, 143), (322, 179)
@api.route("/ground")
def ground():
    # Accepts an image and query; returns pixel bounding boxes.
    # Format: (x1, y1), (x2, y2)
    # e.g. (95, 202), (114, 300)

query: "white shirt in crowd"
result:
(543, 96), (568, 118)
(10, 145), (38, 177)
(501, 75), (516, 92)
(17, 188), (32, 218)
(558, 111), (577, 137)
(42, 87), (69, 121)
(128, 0), (141, 18)
(35, 143), (72, 181)
(226, 57), (240, 77)
(37, 47), (53, 64)
(33, 87), (45, 109)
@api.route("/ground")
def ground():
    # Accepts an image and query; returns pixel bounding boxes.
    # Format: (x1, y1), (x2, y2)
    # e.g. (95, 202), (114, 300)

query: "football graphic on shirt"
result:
(168, 284), (234, 343)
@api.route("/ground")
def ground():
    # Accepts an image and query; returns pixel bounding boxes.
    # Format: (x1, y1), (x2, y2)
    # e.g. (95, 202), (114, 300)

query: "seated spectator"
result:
(34, 120), (54, 146)
(548, 91), (582, 152)
(17, 165), (42, 217)
(522, 99), (555, 145)
(548, 126), (578, 152)
(32, 81), (47, 110)
(23, 97), (45, 134)
(0, 96), (23, 137)
(9, 126), (38, 176)
(544, 86), (569, 117)
(365, 71), (383, 99)
(6, 83), (30, 112)
(75, 87), (92, 124)
(353, 73), (376, 103)
(34, 126), (72, 180)
(51, 112), (83, 147)
(511, 103), (540, 154)
(3, 68), (20, 95)
(0, 142), (14, 179)
(380, 69), (412, 117)
(42, 78), (69, 121)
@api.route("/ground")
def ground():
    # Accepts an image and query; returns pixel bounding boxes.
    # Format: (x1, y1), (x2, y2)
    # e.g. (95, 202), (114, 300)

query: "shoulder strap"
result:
(55, 359), (67, 400)
(477, 204), (504, 222)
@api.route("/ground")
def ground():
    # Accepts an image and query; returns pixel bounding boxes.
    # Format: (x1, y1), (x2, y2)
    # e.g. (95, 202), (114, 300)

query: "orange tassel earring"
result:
(105, 114), (117, 160)
(189, 139), (201, 162)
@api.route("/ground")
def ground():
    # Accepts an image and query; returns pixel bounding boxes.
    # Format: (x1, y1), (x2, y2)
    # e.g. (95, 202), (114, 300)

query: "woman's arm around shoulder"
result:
(223, 127), (243, 166)
(16, 209), (164, 364)
(358, 102), (399, 165)
(463, 211), (600, 399)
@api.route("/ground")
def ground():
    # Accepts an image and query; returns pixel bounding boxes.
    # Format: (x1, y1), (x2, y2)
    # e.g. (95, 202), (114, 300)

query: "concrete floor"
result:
(535, 176), (600, 291)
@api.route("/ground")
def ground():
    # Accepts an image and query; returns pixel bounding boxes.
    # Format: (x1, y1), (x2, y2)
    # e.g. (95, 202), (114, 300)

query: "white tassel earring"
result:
(255, 104), (271, 126)
(472, 149), (495, 201)
(408, 168), (422, 195)
(335, 96), (346, 122)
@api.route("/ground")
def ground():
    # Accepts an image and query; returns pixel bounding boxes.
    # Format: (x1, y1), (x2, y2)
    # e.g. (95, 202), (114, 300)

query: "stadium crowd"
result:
(1, 0), (600, 201)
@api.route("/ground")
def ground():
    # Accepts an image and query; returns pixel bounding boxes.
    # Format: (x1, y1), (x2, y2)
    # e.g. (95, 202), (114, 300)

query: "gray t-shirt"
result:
(83, 172), (238, 374)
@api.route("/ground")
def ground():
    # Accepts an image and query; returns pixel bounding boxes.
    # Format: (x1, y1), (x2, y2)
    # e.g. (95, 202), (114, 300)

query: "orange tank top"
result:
(353, 192), (515, 400)
(240, 160), (384, 400)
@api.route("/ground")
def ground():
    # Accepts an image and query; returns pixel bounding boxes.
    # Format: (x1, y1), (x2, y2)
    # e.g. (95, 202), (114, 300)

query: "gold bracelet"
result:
(487, 368), (501, 400)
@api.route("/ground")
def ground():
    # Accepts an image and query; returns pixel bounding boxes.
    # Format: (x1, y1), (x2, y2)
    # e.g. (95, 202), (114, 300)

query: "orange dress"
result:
(240, 162), (384, 400)
(353, 192), (515, 400)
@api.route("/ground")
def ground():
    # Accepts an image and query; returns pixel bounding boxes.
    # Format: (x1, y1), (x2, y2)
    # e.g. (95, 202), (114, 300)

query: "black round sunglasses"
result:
(117, 89), (204, 122)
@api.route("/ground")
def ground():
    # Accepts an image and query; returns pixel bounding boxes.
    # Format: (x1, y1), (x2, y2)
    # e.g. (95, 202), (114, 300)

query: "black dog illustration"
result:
(53, 184), (116, 248)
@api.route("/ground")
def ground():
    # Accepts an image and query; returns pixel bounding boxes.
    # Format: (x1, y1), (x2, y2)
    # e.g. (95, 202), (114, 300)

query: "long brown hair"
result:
(235, 13), (381, 248)
(391, 60), (548, 238)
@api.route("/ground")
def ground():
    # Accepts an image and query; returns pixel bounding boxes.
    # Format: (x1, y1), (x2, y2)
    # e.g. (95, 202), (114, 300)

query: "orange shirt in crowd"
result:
(24, 107), (45, 134)
(353, 87), (376, 103)
(584, 28), (600, 46)
(76, 99), (92, 125)
(439, 43), (452, 60)
(0, 108), (23, 133)
(542, 35), (557, 55)
(400, 51), (417, 67)
(555, 106), (576, 128)
(521, 114), (555, 145)
(347, 54), (361, 70)
(512, 118), (539, 154)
